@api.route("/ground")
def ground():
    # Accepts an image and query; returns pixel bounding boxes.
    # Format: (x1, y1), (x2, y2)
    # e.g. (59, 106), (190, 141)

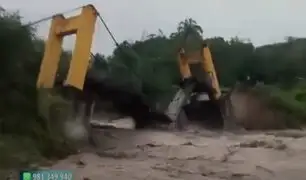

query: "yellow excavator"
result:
(36, 4), (235, 133)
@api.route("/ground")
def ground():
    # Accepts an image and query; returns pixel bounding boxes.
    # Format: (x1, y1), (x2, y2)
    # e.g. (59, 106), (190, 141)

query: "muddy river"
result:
(44, 119), (306, 180)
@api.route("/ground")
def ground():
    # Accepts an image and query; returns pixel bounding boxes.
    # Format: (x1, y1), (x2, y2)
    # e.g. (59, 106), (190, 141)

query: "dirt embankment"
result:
(230, 87), (295, 130)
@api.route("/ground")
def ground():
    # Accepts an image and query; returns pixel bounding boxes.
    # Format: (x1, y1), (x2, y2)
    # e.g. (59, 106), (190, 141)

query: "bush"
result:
(0, 9), (76, 168)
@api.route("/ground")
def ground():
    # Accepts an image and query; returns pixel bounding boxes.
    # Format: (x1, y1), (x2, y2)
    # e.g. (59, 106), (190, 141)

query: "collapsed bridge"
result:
(34, 4), (242, 145)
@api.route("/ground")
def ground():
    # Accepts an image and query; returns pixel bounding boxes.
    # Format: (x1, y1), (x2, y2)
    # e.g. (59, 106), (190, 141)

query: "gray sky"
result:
(2, 0), (306, 55)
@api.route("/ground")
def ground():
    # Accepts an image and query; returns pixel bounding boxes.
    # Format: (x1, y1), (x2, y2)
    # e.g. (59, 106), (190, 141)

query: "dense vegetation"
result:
(1, 8), (306, 168)
(0, 9), (75, 169)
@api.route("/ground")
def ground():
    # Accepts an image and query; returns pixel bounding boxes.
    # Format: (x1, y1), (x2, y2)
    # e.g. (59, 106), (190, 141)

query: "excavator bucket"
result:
(165, 43), (238, 130)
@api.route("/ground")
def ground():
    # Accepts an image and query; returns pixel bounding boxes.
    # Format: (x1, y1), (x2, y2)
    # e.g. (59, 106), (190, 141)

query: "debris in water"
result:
(181, 141), (194, 146)
(237, 139), (287, 150)
(220, 146), (239, 162)
(76, 160), (86, 167)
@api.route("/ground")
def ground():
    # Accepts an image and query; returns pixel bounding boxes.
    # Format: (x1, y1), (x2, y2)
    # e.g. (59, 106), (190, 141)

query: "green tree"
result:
(177, 18), (203, 37)
(177, 18), (203, 51)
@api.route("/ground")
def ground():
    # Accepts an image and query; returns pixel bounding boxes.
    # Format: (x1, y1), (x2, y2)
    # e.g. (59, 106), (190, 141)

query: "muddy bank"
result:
(230, 87), (300, 130)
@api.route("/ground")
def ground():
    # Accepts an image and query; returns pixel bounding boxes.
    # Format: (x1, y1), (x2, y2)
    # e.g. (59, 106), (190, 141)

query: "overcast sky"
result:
(2, 0), (306, 55)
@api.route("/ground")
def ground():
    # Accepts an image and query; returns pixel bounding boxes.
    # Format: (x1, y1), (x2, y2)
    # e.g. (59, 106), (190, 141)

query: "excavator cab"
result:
(165, 42), (233, 130)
